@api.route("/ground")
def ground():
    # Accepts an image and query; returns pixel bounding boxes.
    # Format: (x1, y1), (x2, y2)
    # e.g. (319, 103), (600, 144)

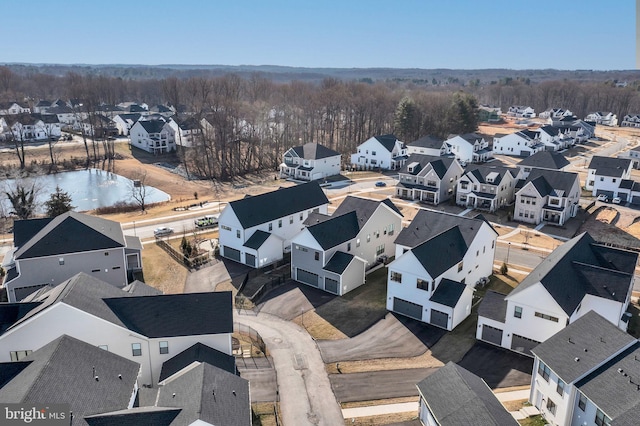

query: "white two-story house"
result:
(529, 311), (640, 426)
(476, 232), (637, 355)
(290, 196), (402, 295)
(395, 154), (464, 205)
(387, 210), (497, 330)
(538, 108), (573, 120)
(218, 181), (329, 268)
(456, 165), (520, 212)
(537, 125), (573, 151)
(514, 169), (581, 226)
(280, 142), (341, 181)
(130, 119), (175, 154)
(517, 151), (570, 179)
(492, 130), (545, 157)
(442, 133), (492, 164)
(621, 114), (640, 127)
(0, 101), (30, 115)
(167, 116), (202, 148)
(586, 156), (633, 198)
(406, 134), (444, 156)
(2, 212), (142, 302)
(585, 111), (618, 127)
(350, 134), (407, 170)
(507, 106), (535, 118)
(112, 113), (142, 136)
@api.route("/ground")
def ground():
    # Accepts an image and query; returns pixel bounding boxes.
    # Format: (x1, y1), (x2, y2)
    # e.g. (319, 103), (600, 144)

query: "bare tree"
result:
(5, 181), (38, 220)
(129, 169), (149, 213)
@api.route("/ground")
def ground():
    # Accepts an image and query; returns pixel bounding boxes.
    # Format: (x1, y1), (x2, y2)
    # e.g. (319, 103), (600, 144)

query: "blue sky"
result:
(2, 0), (635, 69)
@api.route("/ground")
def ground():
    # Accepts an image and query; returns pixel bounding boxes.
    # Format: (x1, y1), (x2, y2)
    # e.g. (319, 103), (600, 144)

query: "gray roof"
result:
(307, 211), (359, 250)
(0, 335), (140, 426)
(523, 169), (579, 197)
(532, 311), (637, 384)
(430, 278), (467, 308)
(372, 134), (401, 152)
(229, 181), (328, 229)
(243, 230), (271, 249)
(104, 291), (233, 338)
(408, 135), (443, 149)
(156, 362), (251, 426)
(115, 113), (142, 123)
(411, 227), (467, 278)
(394, 209), (493, 249)
(517, 151), (570, 170)
(14, 212), (126, 260)
(0, 302), (41, 333)
(12, 217), (53, 247)
(323, 251), (355, 274)
(465, 165), (517, 185)
(84, 406), (181, 426)
(507, 233), (637, 315)
(477, 290), (508, 323)
(121, 280), (162, 296)
(159, 342), (237, 382)
(332, 195), (403, 223)
(588, 156), (632, 178)
(416, 362), (518, 426)
(139, 120), (166, 134)
(289, 142), (340, 159)
(398, 153), (455, 179)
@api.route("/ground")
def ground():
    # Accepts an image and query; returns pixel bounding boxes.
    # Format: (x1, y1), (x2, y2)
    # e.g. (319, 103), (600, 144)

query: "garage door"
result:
(617, 193), (628, 202)
(297, 269), (319, 287)
(223, 246), (241, 262)
(511, 334), (540, 355)
(632, 195), (640, 205)
(596, 189), (614, 199)
(325, 278), (339, 294)
(393, 297), (422, 320)
(245, 253), (256, 267)
(430, 309), (449, 329)
(520, 150), (530, 157)
(481, 324), (503, 346)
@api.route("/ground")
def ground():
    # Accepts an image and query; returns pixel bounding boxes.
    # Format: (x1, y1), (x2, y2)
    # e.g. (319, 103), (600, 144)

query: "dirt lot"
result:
(578, 205), (640, 248)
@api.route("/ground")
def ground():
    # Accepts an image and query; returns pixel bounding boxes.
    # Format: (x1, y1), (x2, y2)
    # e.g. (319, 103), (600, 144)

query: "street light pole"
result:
(506, 242), (511, 264)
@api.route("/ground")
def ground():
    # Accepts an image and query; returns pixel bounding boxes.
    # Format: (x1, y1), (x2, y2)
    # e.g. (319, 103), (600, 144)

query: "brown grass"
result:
(291, 311), (348, 340)
(341, 396), (419, 409)
(502, 228), (560, 251)
(140, 243), (187, 294)
(343, 412), (418, 425)
(502, 399), (527, 412)
(252, 402), (279, 426)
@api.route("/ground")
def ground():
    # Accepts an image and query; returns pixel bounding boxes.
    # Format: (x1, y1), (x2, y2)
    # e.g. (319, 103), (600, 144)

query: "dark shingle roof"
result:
(416, 362), (518, 426)
(243, 230), (271, 249)
(465, 164), (517, 185)
(531, 311), (636, 383)
(430, 279), (467, 308)
(229, 181), (328, 229)
(14, 212), (126, 259)
(139, 120), (166, 134)
(373, 134), (401, 152)
(159, 342), (237, 382)
(291, 142), (340, 159)
(115, 113), (142, 123)
(394, 209), (492, 249)
(507, 233), (637, 315)
(333, 195), (402, 223)
(156, 362), (251, 426)
(0, 302), (41, 333)
(409, 135), (443, 149)
(84, 406), (181, 426)
(12, 218), (53, 247)
(411, 227), (467, 278)
(398, 154), (455, 179)
(307, 211), (359, 250)
(0, 335), (140, 425)
(478, 291), (508, 323)
(539, 125), (561, 136)
(588, 156), (632, 178)
(323, 252), (355, 274)
(517, 151), (570, 170)
(523, 169), (579, 197)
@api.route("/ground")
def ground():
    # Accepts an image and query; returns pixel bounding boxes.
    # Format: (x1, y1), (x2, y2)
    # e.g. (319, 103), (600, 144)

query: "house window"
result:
(356, 238), (360, 247)
(417, 279), (429, 291)
(390, 271), (402, 283)
(538, 361), (551, 382)
(299, 213), (303, 221)
(236, 230), (240, 239)
(347, 242), (351, 252)
(556, 378), (564, 396)
(388, 223), (394, 235)
(10, 350), (32, 361)
(131, 343), (142, 357)
(546, 398), (557, 415)
(367, 234), (371, 242)
(278, 219), (282, 228)
(314, 252), (320, 261)
(460, 182), (468, 190)
(595, 409), (611, 426)
(372, 151), (376, 155)
(578, 393), (587, 411)
(600, 177), (604, 181)
(535, 312), (559, 322)
(457, 261), (463, 272)
(221, 225), (232, 231)
(514, 306), (522, 318)
(290, 216), (293, 224)
(59, 257), (64, 265)
(159, 341), (169, 354)
(269, 223), (273, 231)
(376, 244), (385, 256)
(613, 178), (617, 183)
(98, 345), (108, 351)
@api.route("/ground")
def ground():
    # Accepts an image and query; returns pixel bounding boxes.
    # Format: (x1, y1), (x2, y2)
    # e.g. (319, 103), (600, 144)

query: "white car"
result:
(612, 197), (622, 204)
(596, 194), (608, 202)
(154, 227), (174, 237)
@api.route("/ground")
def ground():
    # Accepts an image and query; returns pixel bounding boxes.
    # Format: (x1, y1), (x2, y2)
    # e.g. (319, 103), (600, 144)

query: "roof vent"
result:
(619, 368), (624, 374)
(118, 374), (122, 380)
(94, 376), (99, 381)
(584, 348), (588, 352)
(172, 393), (176, 398)
(232, 390), (236, 396)
(574, 357), (580, 362)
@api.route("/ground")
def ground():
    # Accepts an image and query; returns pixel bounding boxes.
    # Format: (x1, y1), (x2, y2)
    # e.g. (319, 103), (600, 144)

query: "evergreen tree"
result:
(393, 97), (421, 141)
(44, 186), (74, 217)
(446, 92), (479, 135)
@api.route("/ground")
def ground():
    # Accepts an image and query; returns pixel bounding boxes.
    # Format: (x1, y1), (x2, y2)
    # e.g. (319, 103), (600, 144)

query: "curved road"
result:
(235, 310), (344, 426)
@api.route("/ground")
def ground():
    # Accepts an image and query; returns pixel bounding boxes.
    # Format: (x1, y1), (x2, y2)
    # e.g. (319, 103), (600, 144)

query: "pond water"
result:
(1, 169), (170, 213)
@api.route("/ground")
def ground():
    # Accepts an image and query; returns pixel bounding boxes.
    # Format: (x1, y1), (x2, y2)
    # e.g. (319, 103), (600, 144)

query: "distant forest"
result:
(2, 64), (640, 179)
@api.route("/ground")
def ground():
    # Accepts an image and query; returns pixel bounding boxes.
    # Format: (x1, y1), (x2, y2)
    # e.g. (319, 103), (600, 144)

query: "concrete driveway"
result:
(457, 342), (533, 389)
(184, 257), (251, 293)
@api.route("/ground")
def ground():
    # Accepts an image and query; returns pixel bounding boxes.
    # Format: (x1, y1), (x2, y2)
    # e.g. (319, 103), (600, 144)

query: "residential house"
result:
(44, 105), (78, 127)
(388, 210), (497, 330)
(621, 114), (640, 127)
(406, 135), (444, 156)
(129, 119), (175, 154)
(33, 100), (52, 113)
(290, 196), (402, 295)
(0, 101), (30, 115)
(118, 102), (149, 114)
(456, 165), (520, 212)
(350, 134), (407, 170)
(507, 106), (536, 118)
(584, 111), (618, 127)
(218, 181), (329, 267)
(4, 114), (61, 141)
(416, 362), (519, 426)
(586, 156), (633, 197)
(492, 130), (545, 157)
(529, 311), (640, 426)
(517, 151), (570, 179)
(476, 232), (637, 355)
(538, 108), (574, 120)
(514, 169), (581, 226)
(167, 116), (202, 148)
(395, 154), (464, 205)
(2, 211), (142, 302)
(82, 114), (118, 138)
(279, 142), (341, 181)
(95, 104), (124, 119)
(615, 179), (640, 205)
(0, 272), (234, 386)
(537, 125), (573, 151)
(150, 104), (175, 117)
(112, 113), (142, 136)
(478, 105), (502, 122)
(618, 145), (640, 169)
(442, 133), (492, 164)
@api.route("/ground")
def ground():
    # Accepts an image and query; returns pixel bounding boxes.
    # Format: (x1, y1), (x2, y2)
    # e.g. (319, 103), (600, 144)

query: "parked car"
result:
(375, 181), (387, 187)
(612, 197), (622, 204)
(195, 214), (219, 228)
(154, 227), (174, 237)
(596, 194), (609, 202)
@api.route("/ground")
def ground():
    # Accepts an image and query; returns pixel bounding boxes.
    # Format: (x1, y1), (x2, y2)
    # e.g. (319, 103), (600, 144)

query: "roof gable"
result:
(307, 211), (359, 250)
(588, 156), (632, 177)
(159, 342), (237, 382)
(291, 142), (340, 159)
(409, 135), (443, 149)
(394, 209), (490, 248)
(517, 151), (570, 170)
(411, 227), (467, 278)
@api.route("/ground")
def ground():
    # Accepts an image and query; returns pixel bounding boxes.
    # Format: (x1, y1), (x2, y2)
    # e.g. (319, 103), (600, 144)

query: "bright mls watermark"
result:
(1, 404), (69, 425)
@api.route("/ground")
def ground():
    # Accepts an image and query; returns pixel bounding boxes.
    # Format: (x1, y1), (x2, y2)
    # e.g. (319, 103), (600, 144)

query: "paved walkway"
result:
(235, 310), (344, 426)
(342, 402), (418, 418)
